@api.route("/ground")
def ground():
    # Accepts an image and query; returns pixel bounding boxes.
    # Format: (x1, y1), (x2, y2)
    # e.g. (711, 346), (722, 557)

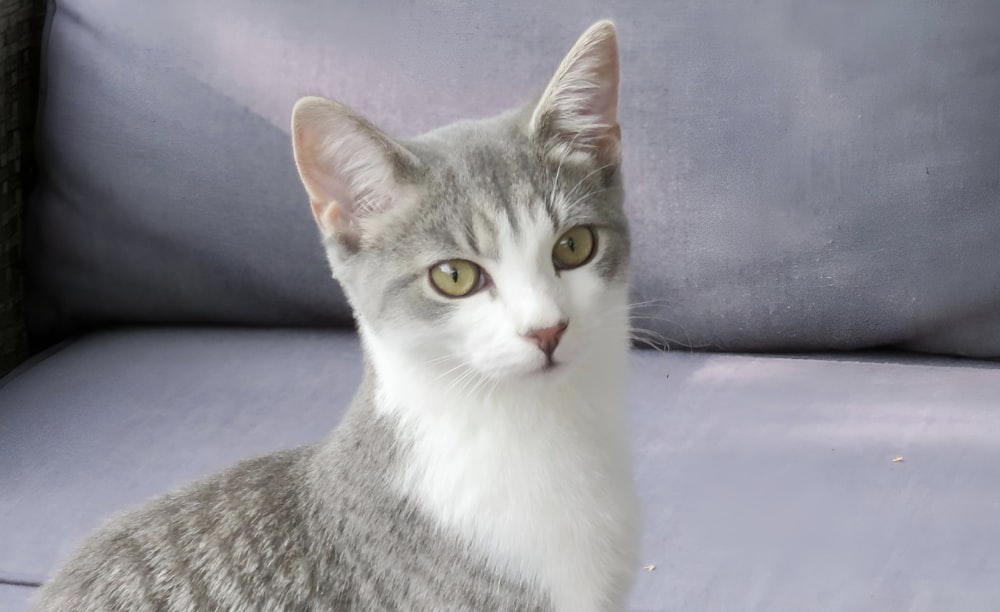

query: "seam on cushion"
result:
(0, 331), (80, 392)
(0, 578), (41, 587)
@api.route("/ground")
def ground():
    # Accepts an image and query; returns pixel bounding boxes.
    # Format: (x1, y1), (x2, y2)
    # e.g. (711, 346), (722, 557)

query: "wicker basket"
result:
(0, 0), (45, 376)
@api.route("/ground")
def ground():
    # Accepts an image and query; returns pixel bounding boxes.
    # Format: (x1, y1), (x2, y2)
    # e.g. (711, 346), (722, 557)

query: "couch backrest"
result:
(28, 0), (1000, 357)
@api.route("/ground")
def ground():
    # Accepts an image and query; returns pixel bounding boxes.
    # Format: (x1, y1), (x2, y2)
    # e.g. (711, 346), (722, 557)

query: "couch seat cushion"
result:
(1, 327), (998, 610)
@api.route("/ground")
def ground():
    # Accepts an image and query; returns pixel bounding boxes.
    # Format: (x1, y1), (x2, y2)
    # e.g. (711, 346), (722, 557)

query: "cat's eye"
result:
(552, 225), (596, 270)
(429, 259), (483, 298)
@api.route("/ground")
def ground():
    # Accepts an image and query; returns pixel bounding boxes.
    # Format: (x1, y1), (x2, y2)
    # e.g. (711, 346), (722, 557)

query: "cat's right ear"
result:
(291, 97), (419, 250)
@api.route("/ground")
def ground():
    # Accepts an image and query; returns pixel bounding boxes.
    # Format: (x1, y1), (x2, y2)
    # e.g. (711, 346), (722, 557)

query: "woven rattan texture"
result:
(0, 0), (45, 375)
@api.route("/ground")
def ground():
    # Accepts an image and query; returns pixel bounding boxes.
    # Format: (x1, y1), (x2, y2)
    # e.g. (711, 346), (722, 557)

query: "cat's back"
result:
(34, 445), (340, 611)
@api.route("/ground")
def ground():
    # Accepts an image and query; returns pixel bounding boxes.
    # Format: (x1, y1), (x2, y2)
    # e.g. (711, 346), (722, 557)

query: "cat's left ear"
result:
(530, 20), (621, 166)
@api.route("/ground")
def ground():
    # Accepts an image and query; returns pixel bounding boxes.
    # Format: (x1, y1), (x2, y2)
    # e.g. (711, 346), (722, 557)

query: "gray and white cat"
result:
(35, 20), (638, 612)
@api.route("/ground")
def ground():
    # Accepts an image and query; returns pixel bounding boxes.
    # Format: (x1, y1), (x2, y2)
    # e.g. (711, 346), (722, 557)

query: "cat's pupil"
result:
(567, 237), (576, 251)
(450, 268), (459, 283)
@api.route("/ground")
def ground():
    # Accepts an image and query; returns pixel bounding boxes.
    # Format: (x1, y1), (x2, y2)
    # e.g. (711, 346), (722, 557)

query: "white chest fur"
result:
(366, 331), (640, 612)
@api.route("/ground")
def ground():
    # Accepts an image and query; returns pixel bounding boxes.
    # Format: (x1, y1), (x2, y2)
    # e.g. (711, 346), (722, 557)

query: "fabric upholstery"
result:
(25, 0), (1000, 356)
(0, 584), (36, 611)
(2, 328), (999, 610)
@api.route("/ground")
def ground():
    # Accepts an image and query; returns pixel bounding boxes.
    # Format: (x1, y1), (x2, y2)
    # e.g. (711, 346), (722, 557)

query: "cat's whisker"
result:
(568, 317), (689, 353)
(628, 329), (670, 351)
(629, 325), (675, 346)
(421, 353), (461, 367)
(629, 325), (713, 352)
(561, 161), (618, 207)
(431, 360), (473, 386)
(628, 314), (690, 325)
(550, 130), (588, 185)
(485, 376), (503, 406)
(445, 361), (495, 398)
(630, 336), (668, 353)
(624, 305), (693, 343)
(625, 298), (672, 310)
(559, 186), (614, 213)
(443, 365), (478, 395)
(548, 134), (574, 210)
(423, 355), (461, 369)
(463, 372), (495, 402)
(566, 161), (616, 198)
(465, 372), (495, 402)
(628, 314), (699, 350)
(547, 129), (594, 215)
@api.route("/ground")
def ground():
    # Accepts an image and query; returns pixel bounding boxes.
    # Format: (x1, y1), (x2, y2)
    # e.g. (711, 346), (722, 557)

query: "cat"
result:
(35, 19), (638, 612)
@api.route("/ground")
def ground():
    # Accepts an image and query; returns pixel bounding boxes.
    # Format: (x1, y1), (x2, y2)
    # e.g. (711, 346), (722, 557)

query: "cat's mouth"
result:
(532, 356), (565, 377)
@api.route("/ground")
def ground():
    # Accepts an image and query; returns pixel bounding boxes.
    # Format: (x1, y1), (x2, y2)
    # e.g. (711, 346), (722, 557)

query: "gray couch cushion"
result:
(2, 327), (999, 610)
(0, 585), (35, 612)
(0, 328), (360, 586)
(27, 0), (1000, 356)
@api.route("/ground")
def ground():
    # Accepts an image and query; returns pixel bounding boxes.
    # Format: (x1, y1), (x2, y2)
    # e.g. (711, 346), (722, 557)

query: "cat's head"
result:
(292, 21), (628, 389)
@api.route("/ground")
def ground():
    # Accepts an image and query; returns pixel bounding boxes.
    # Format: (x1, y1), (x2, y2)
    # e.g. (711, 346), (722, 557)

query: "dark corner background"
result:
(1, 0), (46, 376)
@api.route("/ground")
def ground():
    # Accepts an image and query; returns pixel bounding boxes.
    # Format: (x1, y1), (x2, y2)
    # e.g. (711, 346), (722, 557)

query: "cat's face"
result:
(292, 21), (627, 387)
(348, 129), (628, 384)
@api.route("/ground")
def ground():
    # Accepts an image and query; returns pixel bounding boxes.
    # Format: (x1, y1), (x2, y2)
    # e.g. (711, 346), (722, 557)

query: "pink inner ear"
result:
(299, 143), (351, 207)
(580, 54), (619, 129)
(293, 97), (406, 239)
(294, 116), (358, 224)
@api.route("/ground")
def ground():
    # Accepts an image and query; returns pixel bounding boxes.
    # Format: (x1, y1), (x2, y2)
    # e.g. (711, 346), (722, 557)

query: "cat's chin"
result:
(471, 358), (574, 388)
(519, 358), (577, 384)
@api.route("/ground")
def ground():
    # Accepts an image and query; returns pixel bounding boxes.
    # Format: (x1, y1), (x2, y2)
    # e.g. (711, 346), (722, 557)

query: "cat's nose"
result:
(525, 321), (568, 360)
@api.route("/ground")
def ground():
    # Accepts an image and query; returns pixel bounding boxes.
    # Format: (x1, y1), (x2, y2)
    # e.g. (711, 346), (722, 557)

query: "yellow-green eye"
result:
(552, 225), (596, 270)
(429, 259), (482, 297)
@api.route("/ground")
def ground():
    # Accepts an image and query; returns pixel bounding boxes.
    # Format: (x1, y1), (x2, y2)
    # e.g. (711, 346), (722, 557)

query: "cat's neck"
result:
(354, 323), (638, 612)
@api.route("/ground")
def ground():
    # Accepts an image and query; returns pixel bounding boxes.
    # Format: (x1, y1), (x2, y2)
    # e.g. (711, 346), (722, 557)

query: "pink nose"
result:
(525, 321), (568, 360)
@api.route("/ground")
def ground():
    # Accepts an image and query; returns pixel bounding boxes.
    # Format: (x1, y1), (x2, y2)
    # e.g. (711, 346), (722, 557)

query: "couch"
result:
(2, 1), (999, 610)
